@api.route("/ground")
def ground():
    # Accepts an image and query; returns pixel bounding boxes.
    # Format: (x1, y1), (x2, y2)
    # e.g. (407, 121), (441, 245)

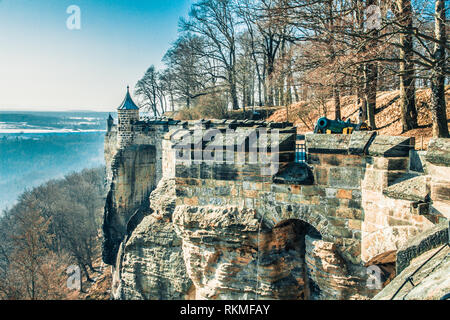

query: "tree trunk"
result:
(170, 92), (175, 112)
(230, 70), (239, 110)
(356, 80), (367, 121)
(293, 84), (300, 103)
(334, 87), (341, 120)
(267, 56), (275, 107)
(364, 0), (378, 130)
(364, 61), (377, 129)
(430, 0), (449, 138)
(355, 0), (367, 122)
(258, 77), (263, 107)
(242, 85), (247, 114)
(397, 0), (418, 132)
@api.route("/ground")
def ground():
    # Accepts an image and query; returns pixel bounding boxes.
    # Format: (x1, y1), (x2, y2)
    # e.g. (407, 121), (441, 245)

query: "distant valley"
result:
(0, 111), (113, 212)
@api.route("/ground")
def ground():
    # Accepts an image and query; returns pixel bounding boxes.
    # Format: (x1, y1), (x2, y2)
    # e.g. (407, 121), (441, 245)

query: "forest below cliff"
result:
(0, 168), (107, 300)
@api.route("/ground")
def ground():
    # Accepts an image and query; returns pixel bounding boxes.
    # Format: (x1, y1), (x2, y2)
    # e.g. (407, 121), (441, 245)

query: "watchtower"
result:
(117, 86), (140, 147)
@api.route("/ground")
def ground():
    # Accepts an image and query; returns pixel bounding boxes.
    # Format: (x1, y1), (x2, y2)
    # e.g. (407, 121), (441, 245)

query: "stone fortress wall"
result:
(102, 116), (449, 300)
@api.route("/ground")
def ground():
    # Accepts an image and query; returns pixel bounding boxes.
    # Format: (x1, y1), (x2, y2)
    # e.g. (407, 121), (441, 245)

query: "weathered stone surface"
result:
(367, 135), (414, 157)
(425, 138), (450, 166)
(103, 144), (157, 265)
(112, 179), (193, 300)
(306, 134), (351, 154)
(431, 183), (450, 202)
(374, 244), (450, 300)
(328, 167), (362, 189)
(383, 175), (430, 202)
(409, 150), (427, 173)
(396, 221), (449, 274)
(348, 131), (376, 155)
(173, 208), (316, 300)
(305, 235), (374, 300)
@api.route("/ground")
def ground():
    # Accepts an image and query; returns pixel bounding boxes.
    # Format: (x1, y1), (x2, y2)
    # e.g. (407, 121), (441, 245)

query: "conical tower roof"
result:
(118, 86), (139, 110)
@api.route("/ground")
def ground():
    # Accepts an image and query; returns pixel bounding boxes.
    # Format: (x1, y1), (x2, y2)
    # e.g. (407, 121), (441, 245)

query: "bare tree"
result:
(0, 204), (70, 300)
(181, 0), (240, 109)
(164, 34), (210, 108)
(135, 66), (163, 117)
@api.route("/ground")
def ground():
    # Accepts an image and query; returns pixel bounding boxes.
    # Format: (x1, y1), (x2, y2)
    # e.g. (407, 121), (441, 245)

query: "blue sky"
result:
(0, 0), (193, 111)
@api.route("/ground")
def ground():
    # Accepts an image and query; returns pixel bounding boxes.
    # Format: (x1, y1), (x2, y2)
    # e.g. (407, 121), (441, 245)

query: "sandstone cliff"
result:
(102, 119), (449, 300)
(111, 178), (193, 300)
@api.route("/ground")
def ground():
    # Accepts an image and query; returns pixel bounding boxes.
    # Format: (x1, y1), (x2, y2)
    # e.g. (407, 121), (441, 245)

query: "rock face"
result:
(173, 206), (324, 300)
(112, 179), (193, 300)
(103, 144), (157, 265)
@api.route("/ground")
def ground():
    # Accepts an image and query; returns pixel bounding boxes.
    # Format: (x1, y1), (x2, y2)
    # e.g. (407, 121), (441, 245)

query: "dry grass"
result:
(268, 86), (450, 150)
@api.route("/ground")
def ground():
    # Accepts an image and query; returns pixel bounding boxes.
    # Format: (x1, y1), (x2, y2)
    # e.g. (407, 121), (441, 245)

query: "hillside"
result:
(268, 86), (450, 150)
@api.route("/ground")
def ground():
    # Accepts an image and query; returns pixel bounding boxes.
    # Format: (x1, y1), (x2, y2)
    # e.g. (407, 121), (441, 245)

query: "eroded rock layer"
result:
(112, 179), (193, 300)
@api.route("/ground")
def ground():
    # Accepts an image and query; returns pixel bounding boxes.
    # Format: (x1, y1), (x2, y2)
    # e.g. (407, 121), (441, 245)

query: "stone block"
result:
(230, 185), (239, 197)
(337, 189), (353, 200)
(326, 198), (340, 209)
(243, 190), (259, 199)
(215, 186), (231, 197)
(362, 170), (386, 192)
(184, 197), (199, 206)
(327, 225), (354, 239)
(387, 216), (411, 227)
(370, 157), (409, 171)
(427, 164), (450, 185)
(367, 135), (413, 157)
(383, 175), (430, 202)
(325, 188), (337, 198)
(199, 163), (213, 179)
(212, 163), (239, 181)
(314, 167), (329, 185)
(272, 132), (296, 152)
(328, 167), (362, 189)
(352, 190), (362, 200)
(328, 217), (347, 228)
(175, 164), (199, 179)
(396, 221), (449, 273)
(431, 183), (450, 202)
(306, 134), (351, 154)
(270, 184), (291, 193)
(335, 207), (363, 220)
(301, 185), (326, 197)
(425, 138), (450, 166)
(318, 154), (365, 167)
(348, 131), (376, 155)
(348, 219), (362, 230)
